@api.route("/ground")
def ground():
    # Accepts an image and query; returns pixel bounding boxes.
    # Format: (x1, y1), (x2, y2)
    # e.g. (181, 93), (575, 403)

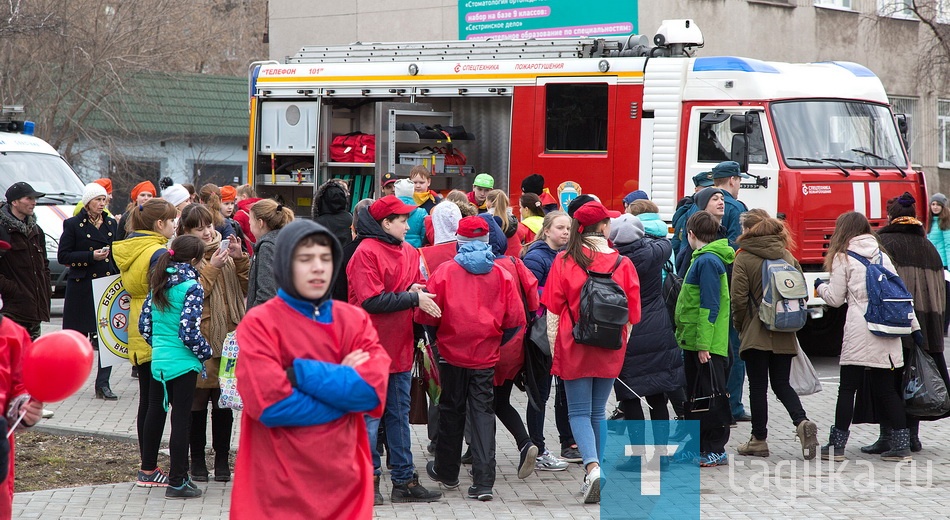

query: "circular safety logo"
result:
(95, 276), (130, 360)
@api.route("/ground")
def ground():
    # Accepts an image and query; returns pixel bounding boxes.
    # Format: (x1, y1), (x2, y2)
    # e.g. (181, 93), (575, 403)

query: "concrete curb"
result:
(32, 425), (138, 444)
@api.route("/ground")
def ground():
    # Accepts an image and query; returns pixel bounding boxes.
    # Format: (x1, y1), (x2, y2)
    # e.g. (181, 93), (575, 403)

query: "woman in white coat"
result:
(815, 211), (920, 463)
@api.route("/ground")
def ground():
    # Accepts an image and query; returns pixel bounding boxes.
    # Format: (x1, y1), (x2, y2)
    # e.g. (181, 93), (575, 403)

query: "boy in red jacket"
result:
(420, 216), (525, 501)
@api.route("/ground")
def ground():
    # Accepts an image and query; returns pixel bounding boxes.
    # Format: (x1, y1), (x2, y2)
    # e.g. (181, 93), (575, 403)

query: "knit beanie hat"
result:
(81, 183), (108, 208)
(220, 185), (237, 203)
(609, 214), (645, 245)
(93, 178), (113, 194)
(521, 174), (545, 196)
(887, 192), (917, 219)
(394, 179), (414, 199)
(162, 185), (191, 207)
(931, 193), (948, 207)
(693, 187), (725, 213)
(130, 180), (157, 202)
(431, 200), (462, 244)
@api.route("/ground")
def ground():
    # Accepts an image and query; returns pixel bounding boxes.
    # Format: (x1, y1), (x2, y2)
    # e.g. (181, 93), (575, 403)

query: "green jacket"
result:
(674, 238), (735, 356)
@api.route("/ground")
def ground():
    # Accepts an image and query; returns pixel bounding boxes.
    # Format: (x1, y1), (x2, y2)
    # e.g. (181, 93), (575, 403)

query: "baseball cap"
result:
(711, 161), (751, 179)
(692, 171), (714, 188)
(473, 173), (494, 189)
(381, 172), (398, 187)
(456, 216), (490, 243)
(622, 190), (649, 206)
(573, 201), (621, 233)
(6, 182), (45, 202)
(368, 195), (417, 221)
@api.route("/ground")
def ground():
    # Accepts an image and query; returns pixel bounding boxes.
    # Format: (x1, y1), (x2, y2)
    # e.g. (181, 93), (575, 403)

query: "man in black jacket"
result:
(0, 182), (51, 340)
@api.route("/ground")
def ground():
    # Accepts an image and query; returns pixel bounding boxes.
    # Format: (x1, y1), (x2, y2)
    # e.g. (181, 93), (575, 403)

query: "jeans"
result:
(554, 377), (575, 449)
(743, 349), (807, 440)
(526, 369), (553, 452)
(727, 326), (747, 417)
(434, 363), (496, 488)
(365, 371), (415, 484)
(562, 377), (614, 467)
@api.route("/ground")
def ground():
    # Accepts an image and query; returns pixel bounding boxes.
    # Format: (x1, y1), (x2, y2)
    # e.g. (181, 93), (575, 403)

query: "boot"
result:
(373, 475), (384, 506)
(737, 436), (770, 457)
(211, 408), (233, 482)
(820, 426), (849, 462)
(189, 411), (209, 482)
(881, 428), (912, 462)
(859, 425), (892, 455)
(390, 475), (442, 503)
(909, 420), (922, 453)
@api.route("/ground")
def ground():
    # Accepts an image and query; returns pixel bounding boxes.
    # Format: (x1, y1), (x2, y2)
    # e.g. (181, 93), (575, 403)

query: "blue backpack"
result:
(846, 251), (915, 337)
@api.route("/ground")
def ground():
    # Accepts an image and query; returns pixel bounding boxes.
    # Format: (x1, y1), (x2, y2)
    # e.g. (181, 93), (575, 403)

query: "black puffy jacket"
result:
(312, 181), (353, 249)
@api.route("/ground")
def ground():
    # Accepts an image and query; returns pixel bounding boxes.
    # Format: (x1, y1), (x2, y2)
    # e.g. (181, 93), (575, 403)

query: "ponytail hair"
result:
(250, 198), (295, 232)
(198, 183), (224, 228)
(519, 193), (544, 218)
(125, 198), (177, 236)
(148, 235), (205, 310)
(487, 190), (511, 233)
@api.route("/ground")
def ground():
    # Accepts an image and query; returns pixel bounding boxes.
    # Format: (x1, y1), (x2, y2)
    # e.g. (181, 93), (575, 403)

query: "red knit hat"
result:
(456, 216), (490, 242)
(130, 181), (157, 202)
(368, 195), (417, 221)
(573, 201), (620, 232)
(93, 178), (113, 195)
(220, 185), (237, 203)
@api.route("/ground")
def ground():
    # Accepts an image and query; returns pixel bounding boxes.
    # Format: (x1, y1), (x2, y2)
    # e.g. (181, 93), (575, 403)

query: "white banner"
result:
(91, 274), (131, 368)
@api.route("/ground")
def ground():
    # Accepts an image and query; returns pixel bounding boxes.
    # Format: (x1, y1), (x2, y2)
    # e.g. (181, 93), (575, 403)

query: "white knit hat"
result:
(81, 182), (108, 208)
(161, 184), (190, 207)
(394, 179), (414, 199)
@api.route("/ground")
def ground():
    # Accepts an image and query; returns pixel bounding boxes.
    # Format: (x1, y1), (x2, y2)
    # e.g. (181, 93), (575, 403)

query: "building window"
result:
(939, 100), (950, 167)
(878, 0), (916, 19)
(194, 163), (245, 187)
(815, 0), (852, 9)
(890, 96), (918, 161)
(545, 83), (608, 153)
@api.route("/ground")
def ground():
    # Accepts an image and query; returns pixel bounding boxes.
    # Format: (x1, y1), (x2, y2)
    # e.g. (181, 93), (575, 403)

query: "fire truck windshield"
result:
(771, 100), (908, 170)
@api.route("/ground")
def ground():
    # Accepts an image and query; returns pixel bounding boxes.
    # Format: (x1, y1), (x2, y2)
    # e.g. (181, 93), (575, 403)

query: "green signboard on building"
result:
(459, 0), (638, 41)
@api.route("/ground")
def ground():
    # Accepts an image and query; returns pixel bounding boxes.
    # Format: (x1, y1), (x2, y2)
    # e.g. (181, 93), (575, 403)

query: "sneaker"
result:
(582, 465), (601, 504)
(425, 460), (459, 489)
(41, 409), (54, 419)
(467, 485), (493, 501)
(136, 467), (169, 487)
(165, 478), (202, 499)
(460, 447), (473, 465)
(560, 445), (582, 463)
(518, 442), (539, 479)
(672, 450), (700, 465)
(536, 450), (569, 472)
(699, 452), (729, 467)
(391, 475), (442, 503)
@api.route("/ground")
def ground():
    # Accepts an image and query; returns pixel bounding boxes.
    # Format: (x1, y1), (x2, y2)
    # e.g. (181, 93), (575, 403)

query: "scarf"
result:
(891, 216), (922, 227)
(199, 231), (246, 355)
(413, 190), (436, 207)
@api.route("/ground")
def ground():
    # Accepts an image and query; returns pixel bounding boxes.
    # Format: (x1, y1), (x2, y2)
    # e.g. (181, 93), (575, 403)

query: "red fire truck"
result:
(247, 19), (926, 352)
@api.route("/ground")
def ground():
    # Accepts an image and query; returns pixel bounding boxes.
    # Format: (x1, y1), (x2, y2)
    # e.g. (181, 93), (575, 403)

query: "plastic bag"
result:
(789, 340), (822, 396)
(903, 344), (950, 417)
(217, 331), (243, 411)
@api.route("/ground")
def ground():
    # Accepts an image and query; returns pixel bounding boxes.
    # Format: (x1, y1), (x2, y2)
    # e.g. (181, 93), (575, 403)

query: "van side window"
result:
(545, 83), (608, 153)
(697, 112), (768, 164)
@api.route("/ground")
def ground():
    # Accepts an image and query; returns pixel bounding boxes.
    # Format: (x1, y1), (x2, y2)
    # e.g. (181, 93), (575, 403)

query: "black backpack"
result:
(569, 256), (629, 350)
(661, 260), (683, 325)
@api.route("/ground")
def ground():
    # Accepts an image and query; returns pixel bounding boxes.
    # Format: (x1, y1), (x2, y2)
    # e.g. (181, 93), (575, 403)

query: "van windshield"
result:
(0, 152), (83, 204)
(771, 100), (908, 169)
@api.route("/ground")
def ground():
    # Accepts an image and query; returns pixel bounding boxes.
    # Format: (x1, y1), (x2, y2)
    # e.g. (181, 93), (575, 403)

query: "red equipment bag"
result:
(330, 132), (376, 163)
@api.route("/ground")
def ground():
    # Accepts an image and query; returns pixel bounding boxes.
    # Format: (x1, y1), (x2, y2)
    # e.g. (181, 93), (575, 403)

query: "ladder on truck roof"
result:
(287, 38), (626, 64)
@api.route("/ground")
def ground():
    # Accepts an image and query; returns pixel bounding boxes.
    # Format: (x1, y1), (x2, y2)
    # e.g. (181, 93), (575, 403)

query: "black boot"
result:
(909, 420), (922, 453)
(373, 475), (384, 506)
(189, 411), (209, 482)
(820, 426), (849, 461)
(881, 428), (912, 461)
(859, 425), (891, 454)
(211, 407), (233, 482)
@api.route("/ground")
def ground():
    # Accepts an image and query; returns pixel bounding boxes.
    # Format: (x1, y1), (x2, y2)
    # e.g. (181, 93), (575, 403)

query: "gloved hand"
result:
(912, 330), (925, 348)
(813, 278), (825, 291)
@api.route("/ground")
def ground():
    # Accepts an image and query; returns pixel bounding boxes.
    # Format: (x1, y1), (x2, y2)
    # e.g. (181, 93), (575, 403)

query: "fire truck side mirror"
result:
(895, 114), (909, 149)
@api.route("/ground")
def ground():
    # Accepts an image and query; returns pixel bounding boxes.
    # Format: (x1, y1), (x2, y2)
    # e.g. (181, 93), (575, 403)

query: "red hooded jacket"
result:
(493, 256), (539, 385)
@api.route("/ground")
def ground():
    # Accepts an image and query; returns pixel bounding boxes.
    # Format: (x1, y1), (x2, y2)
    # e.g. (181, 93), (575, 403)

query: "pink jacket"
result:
(818, 234), (919, 369)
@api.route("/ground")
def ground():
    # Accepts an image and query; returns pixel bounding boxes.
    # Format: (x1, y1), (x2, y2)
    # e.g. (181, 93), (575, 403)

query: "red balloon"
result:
(22, 330), (94, 403)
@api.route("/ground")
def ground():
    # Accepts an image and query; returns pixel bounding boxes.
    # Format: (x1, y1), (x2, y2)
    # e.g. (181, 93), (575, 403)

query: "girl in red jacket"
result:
(346, 195), (442, 504)
(541, 200), (641, 504)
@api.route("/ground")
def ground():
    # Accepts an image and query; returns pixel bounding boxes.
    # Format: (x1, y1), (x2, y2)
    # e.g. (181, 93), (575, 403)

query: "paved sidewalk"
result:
(15, 326), (950, 518)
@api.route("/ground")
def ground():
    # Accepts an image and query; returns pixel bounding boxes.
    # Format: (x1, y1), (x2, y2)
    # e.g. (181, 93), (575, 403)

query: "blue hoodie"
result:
(454, 241), (496, 274)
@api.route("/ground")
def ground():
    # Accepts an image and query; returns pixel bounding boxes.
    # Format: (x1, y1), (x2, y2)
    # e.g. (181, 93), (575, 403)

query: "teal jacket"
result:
(674, 238), (735, 356)
(397, 195), (428, 248)
(927, 216), (950, 267)
(637, 212), (669, 238)
(139, 263), (212, 410)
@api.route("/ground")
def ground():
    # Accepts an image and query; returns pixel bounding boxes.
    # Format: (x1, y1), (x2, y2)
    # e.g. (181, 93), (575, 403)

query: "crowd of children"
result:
(18, 163), (941, 520)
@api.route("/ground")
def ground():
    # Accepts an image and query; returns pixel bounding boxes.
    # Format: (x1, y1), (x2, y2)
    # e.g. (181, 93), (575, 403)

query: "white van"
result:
(0, 128), (85, 296)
